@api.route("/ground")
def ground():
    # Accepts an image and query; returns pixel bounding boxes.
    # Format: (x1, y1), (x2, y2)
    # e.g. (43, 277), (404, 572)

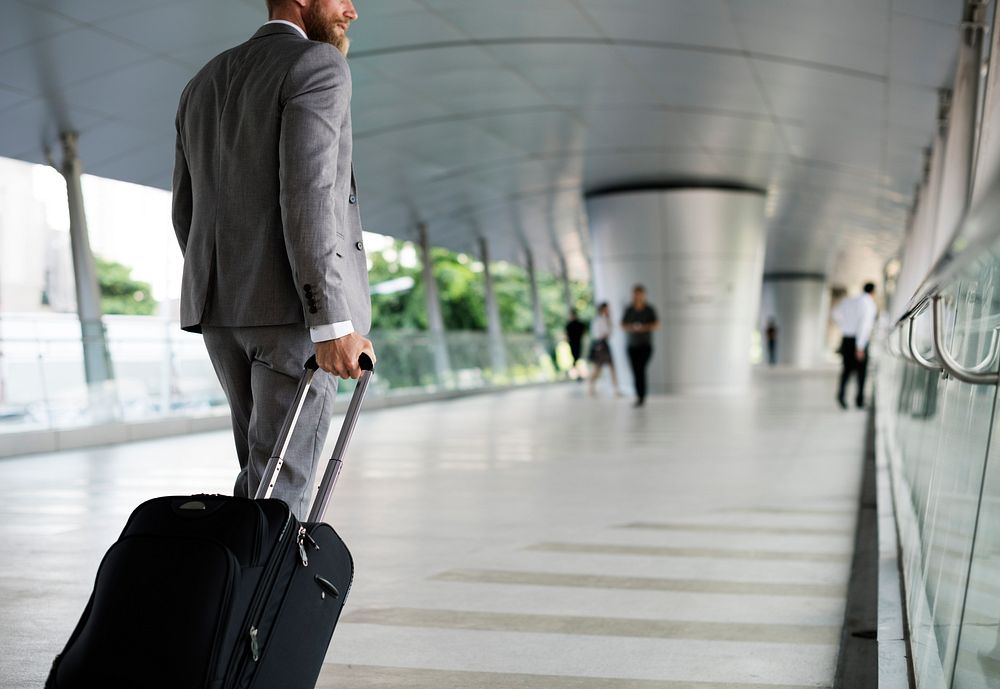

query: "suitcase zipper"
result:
(249, 626), (259, 662)
(223, 510), (298, 688)
(296, 526), (320, 566)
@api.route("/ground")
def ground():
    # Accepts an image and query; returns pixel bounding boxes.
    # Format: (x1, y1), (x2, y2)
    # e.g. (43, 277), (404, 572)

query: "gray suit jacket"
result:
(172, 23), (371, 335)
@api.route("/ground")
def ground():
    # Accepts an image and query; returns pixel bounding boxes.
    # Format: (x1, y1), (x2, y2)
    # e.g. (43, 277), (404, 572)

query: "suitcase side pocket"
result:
(50, 534), (239, 689)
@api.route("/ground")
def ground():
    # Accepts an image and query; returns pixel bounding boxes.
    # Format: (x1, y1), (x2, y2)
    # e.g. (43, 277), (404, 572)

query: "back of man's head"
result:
(863, 282), (876, 294)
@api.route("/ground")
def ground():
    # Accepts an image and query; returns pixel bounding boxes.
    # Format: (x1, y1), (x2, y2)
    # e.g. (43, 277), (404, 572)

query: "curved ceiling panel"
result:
(0, 0), (965, 284)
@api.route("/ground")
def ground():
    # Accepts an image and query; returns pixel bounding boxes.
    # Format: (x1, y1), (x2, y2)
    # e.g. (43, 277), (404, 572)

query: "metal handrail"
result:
(908, 313), (941, 371)
(932, 295), (1000, 385)
(897, 324), (910, 361)
(885, 327), (902, 358)
(897, 319), (918, 364)
(968, 327), (1000, 373)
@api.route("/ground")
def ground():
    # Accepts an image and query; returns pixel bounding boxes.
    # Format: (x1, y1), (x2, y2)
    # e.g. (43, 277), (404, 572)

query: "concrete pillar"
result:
(586, 186), (766, 393)
(557, 250), (574, 313)
(524, 248), (547, 344)
(58, 131), (114, 385)
(478, 237), (507, 375)
(417, 223), (451, 386)
(760, 273), (830, 368)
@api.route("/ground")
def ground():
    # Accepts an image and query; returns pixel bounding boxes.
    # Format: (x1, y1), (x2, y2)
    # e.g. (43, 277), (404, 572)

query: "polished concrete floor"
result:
(0, 369), (866, 688)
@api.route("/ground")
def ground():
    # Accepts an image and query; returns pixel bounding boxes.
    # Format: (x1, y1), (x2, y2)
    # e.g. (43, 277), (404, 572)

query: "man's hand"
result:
(856, 349), (866, 361)
(315, 332), (376, 379)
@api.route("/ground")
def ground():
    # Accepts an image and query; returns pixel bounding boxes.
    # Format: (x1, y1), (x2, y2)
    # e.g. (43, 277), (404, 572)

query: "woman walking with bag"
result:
(588, 302), (621, 397)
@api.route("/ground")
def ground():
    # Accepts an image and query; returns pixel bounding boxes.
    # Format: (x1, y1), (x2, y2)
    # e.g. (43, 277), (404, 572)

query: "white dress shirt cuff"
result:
(310, 320), (355, 343)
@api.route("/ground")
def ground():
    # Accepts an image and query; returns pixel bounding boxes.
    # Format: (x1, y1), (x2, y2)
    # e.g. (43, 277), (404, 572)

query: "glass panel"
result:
(0, 318), (561, 434)
(952, 249), (1000, 689)
(881, 246), (1000, 689)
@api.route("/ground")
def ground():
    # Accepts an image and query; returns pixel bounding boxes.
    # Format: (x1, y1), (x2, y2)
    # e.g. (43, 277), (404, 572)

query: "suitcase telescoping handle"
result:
(254, 353), (374, 523)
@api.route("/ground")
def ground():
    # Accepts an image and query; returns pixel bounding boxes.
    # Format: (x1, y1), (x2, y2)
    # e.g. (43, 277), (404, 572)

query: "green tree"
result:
(367, 244), (425, 330)
(364, 239), (592, 337)
(540, 273), (593, 336)
(432, 248), (487, 331)
(493, 262), (534, 333)
(94, 256), (157, 315)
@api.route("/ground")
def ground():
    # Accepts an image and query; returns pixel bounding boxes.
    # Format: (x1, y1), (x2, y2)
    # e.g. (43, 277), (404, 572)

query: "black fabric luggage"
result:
(46, 355), (373, 689)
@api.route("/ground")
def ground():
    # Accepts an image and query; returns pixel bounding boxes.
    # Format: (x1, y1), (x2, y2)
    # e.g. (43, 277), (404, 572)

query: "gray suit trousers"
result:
(202, 324), (336, 519)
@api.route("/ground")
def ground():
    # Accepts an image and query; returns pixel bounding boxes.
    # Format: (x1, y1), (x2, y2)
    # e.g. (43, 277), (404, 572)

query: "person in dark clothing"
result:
(765, 318), (778, 366)
(621, 284), (659, 407)
(565, 308), (587, 380)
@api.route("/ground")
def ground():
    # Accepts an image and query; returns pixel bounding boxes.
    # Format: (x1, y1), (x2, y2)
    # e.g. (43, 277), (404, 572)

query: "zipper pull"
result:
(297, 526), (309, 566)
(303, 529), (320, 551)
(249, 626), (260, 662)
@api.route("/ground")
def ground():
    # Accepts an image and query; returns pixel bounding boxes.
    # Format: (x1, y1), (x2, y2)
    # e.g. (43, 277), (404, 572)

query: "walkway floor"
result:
(1, 369), (867, 688)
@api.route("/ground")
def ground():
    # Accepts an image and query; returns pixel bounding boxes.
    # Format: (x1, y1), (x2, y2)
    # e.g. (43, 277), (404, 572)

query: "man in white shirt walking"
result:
(832, 282), (878, 409)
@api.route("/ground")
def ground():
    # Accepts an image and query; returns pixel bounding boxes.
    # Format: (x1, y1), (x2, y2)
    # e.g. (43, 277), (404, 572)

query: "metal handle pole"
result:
(255, 357), (320, 500)
(968, 327), (1000, 373)
(932, 295), (1000, 385)
(307, 353), (375, 523)
(907, 314), (941, 372)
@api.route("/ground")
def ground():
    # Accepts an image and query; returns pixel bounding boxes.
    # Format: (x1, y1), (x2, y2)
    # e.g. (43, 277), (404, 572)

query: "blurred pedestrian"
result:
(765, 318), (778, 366)
(832, 282), (877, 409)
(622, 284), (659, 407)
(565, 308), (587, 380)
(588, 302), (620, 397)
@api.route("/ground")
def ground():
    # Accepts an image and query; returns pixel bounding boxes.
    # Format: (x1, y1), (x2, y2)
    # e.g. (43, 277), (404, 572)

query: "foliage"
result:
(366, 247), (425, 330)
(432, 248), (487, 331)
(367, 239), (591, 342)
(94, 256), (157, 315)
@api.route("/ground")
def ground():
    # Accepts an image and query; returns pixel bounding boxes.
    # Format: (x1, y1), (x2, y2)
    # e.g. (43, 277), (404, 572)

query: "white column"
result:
(58, 131), (114, 386)
(557, 250), (574, 313)
(479, 237), (507, 375)
(586, 187), (767, 393)
(759, 274), (830, 368)
(524, 248), (547, 344)
(418, 223), (451, 385)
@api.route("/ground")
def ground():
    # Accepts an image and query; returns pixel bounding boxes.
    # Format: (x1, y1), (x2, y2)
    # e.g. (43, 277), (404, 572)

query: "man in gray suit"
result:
(172, 0), (373, 519)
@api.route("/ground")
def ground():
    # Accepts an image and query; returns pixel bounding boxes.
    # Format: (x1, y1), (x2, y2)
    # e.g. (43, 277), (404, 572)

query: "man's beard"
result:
(302, 4), (350, 56)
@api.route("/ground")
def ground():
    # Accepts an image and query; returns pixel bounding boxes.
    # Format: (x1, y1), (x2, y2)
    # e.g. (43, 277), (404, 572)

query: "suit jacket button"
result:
(355, 241), (363, 250)
(309, 307), (318, 314)
(349, 194), (357, 204)
(303, 284), (312, 292)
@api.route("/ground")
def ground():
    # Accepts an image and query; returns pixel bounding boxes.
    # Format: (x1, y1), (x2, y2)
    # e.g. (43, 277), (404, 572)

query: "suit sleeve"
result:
(171, 100), (192, 256)
(278, 44), (353, 327)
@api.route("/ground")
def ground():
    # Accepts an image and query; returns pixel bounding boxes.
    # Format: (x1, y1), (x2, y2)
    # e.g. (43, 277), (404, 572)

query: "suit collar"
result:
(252, 22), (308, 41)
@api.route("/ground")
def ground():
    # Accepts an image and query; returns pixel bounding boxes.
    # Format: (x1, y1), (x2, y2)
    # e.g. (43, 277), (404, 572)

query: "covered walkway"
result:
(0, 371), (865, 689)
(1, 370), (866, 688)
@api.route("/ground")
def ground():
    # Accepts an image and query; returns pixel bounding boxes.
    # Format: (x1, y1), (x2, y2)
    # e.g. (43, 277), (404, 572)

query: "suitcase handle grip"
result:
(303, 352), (374, 373)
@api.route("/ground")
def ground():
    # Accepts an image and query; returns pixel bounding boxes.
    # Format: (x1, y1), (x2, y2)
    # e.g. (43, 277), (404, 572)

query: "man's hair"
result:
(633, 284), (646, 292)
(863, 282), (876, 294)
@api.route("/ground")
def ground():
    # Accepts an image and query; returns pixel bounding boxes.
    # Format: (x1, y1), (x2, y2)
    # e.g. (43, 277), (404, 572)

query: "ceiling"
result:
(0, 0), (966, 286)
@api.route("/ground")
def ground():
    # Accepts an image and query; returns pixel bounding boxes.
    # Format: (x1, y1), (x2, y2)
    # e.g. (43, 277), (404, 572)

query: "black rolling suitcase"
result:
(46, 355), (373, 689)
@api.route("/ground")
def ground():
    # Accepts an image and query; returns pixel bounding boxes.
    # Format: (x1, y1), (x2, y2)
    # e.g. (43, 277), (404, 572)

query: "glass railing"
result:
(879, 239), (1000, 689)
(0, 313), (560, 434)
